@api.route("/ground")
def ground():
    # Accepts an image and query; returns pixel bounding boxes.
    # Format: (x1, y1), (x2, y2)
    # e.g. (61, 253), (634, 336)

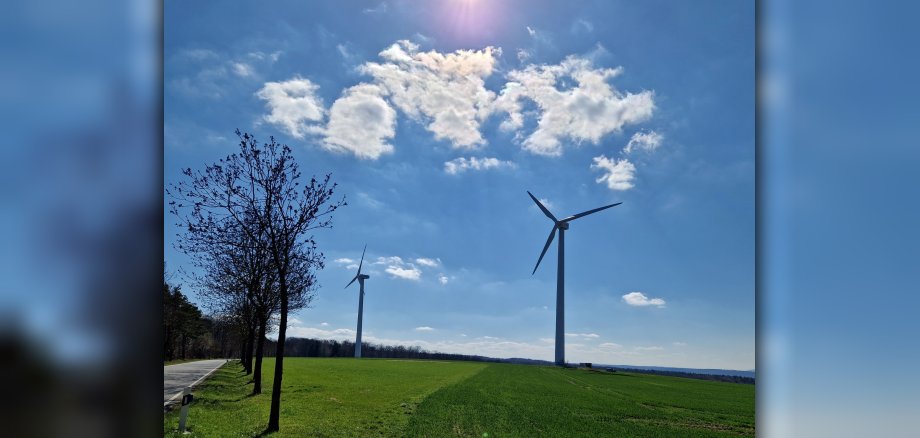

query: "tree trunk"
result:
(244, 323), (255, 375)
(253, 318), (267, 394)
(239, 335), (247, 368)
(266, 275), (288, 432)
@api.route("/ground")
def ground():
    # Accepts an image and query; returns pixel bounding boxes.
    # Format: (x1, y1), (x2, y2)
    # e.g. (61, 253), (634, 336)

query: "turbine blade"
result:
(532, 226), (557, 275)
(345, 274), (358, 289)
(562, 202), (623, 222)
(527, 191), (558, 222)
(357, 244), (367, 274)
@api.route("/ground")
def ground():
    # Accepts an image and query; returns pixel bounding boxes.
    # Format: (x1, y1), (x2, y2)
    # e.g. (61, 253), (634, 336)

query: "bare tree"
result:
(168, 130), (344, 432)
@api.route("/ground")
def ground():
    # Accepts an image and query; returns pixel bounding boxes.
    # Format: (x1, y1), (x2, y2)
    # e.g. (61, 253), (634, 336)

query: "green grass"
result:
(406, 364), (754, 437)
(164, 358), (753, 437)
(164, 358), (487, 437)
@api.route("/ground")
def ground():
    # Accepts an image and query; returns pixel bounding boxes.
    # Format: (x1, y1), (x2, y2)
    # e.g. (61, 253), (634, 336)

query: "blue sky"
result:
(165, 0), (754, 370)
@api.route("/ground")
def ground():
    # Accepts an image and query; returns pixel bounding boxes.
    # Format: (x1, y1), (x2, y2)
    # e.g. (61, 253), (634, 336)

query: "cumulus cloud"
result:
(385, 265), (422, 281)
(359, 40), (500, 149)
(622, 292), (666, 308)
(414, 326), (434, 332)
(444, 156), (515, 175)
(415, 258), (440, 267)
(495, 56), (655, 156)
(623, 130), (663, 154)
(255, 41), (658, 165)
(372, 255), (443, 281)
(374, 256), (404, 265)
(322, 83), (397, 159)
(256, 77), (326, 139)
(591, 155), (636, 191)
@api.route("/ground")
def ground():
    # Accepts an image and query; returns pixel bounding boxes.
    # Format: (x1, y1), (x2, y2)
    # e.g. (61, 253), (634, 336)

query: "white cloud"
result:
(416, 258), (440, 267)
(412, 32), (434, 46)
(374, 256), (404, 265)
(231, 62), (255, 78)
(572, 19), (594, 34)
(566, 333), (600, 339)
(363, 2), (387, 14)
(623, 131), (663, 154)
(438, 274), (449, 285)
(622, 291), (666, 308)
(359, 40), (500, 148)
(385, 265), (422, 281)
(256, 77), (326, 139)
(526, 26), (537, 37)
(495, 56), (655, 156)
(673, 342), (687, 347)
(444, 156), (515, 175)
(334, 258), (355, 265)
(517, 49), (531, 63)
(356, 191), (385, 209)
(322, 83), (397, 159)
(320, 322), (329, 327)
(591, 155), (636, 191)
(278, 320), (685, 365)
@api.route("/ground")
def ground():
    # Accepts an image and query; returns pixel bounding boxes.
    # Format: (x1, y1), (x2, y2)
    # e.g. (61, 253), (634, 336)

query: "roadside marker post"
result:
(178, 386), (194, 434)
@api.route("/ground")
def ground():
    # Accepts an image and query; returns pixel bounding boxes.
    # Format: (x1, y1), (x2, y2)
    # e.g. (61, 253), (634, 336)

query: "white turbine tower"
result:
(528, 191), (622, 366)
(345, 245), (370, 358)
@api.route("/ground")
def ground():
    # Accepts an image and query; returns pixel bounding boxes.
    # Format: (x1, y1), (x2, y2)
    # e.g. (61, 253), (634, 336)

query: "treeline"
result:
(260, 337), (502, 363)
(606, 367), (755, 384)
(163, 280), (241, 361)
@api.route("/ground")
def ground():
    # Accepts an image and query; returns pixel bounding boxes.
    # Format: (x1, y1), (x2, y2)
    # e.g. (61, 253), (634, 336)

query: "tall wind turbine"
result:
(528, 191), (622, 366)
(345, 245), (370, 358)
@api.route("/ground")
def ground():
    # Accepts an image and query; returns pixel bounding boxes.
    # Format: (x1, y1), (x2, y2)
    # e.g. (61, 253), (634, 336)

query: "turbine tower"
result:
(345, 244), (370, 358)
(528, 191), (622, 366)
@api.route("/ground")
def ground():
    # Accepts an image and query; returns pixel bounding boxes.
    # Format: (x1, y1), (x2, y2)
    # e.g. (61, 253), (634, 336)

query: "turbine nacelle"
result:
(345, 244), (369, 289)
(527, 190), (621, 275)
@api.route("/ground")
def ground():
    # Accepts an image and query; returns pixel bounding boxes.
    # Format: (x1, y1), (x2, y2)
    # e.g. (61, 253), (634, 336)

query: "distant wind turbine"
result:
(528, 191), (622, 366)
(345, 244), (371, 358)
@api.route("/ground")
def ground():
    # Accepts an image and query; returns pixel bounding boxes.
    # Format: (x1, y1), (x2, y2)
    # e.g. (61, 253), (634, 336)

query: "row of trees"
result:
(168, 131), (344, 432)
(163, 280), (240, 361)
(261, 337), (504, 363)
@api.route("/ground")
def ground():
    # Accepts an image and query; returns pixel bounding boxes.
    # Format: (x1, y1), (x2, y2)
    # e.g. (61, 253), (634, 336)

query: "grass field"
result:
(163, 358), (753, 437)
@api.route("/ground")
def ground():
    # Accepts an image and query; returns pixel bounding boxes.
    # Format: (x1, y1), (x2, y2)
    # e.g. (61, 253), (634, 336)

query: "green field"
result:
(164, 358), (753, 437)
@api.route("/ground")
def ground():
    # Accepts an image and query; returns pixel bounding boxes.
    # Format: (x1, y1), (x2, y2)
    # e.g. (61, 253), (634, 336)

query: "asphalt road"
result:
(164, 359), (228, 407)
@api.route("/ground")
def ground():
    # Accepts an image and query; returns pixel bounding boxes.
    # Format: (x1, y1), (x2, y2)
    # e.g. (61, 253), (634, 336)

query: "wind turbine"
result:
(528, 191), (622, 366)
(345, 244), (370, 358)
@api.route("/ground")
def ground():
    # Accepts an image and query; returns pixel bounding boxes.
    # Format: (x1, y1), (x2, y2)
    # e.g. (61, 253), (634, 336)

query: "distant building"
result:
(580, 362), (592, 368)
